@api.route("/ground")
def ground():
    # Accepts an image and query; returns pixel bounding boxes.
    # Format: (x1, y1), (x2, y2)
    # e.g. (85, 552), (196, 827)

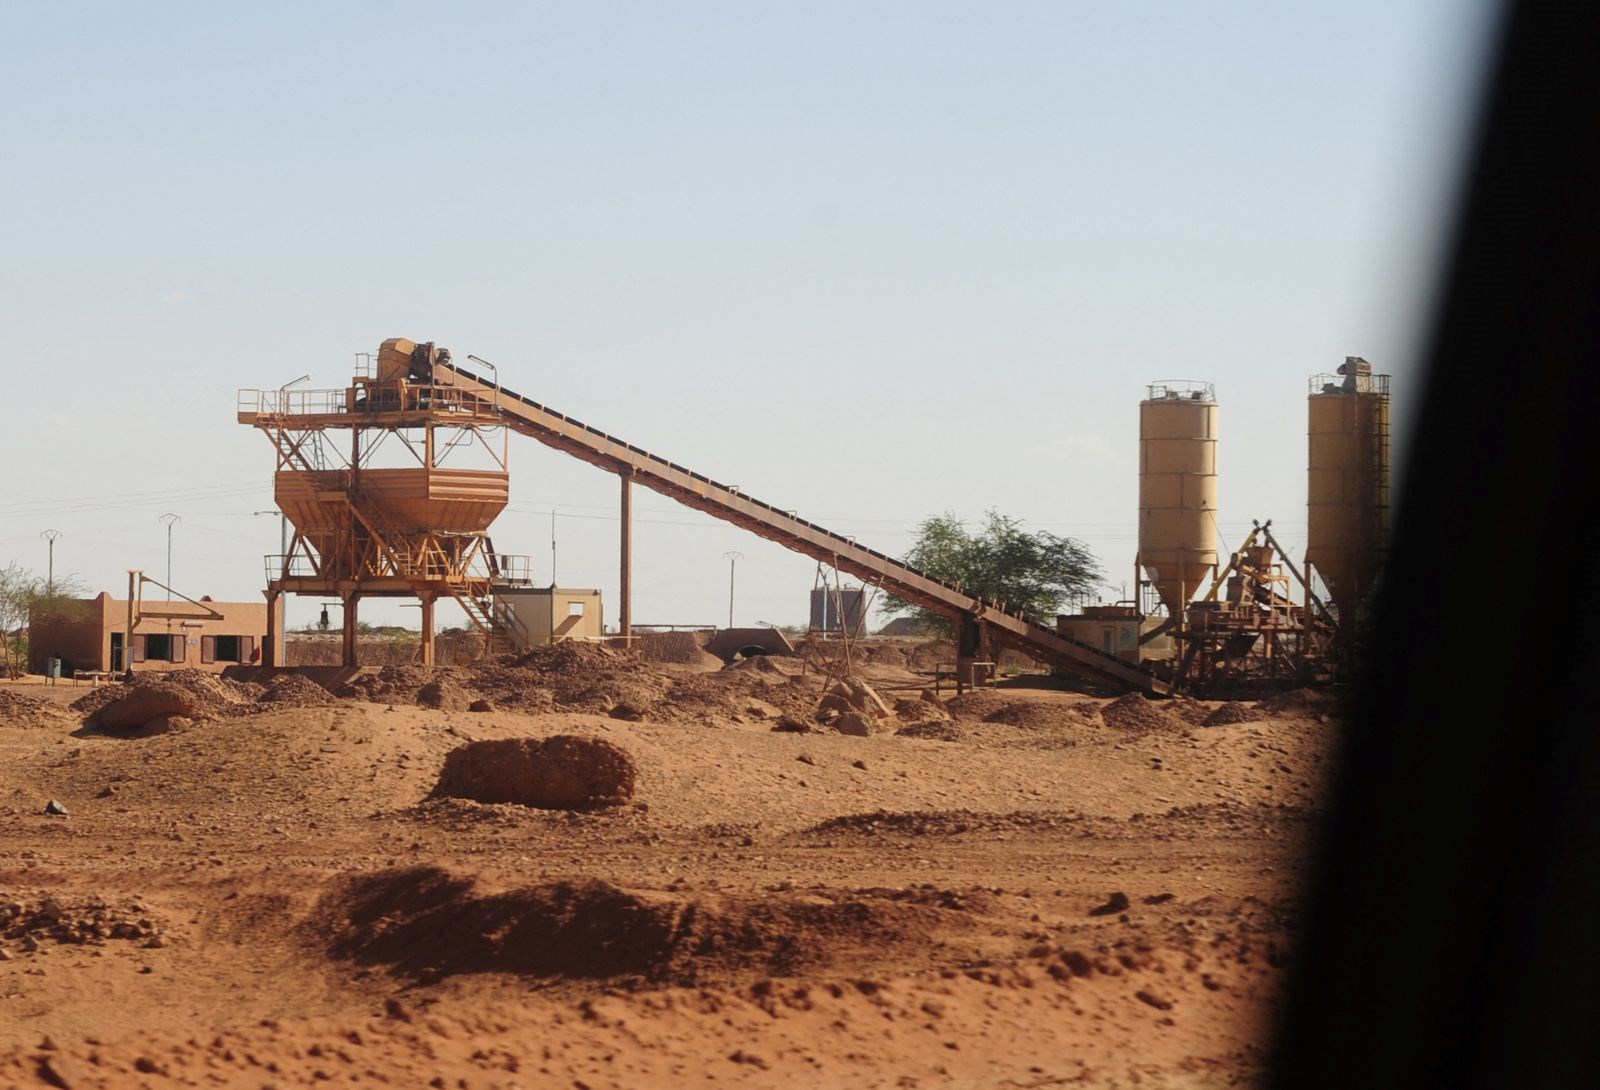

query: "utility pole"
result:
(723, 551), (743, 629)
(41, 530), (61, 592)
(550, 508), (557, 586)
(159, 513), (181, 600)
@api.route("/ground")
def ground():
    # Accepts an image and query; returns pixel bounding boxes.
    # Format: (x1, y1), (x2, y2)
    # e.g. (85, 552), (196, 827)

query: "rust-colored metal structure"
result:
(239, 339), (532, 667)
(1167, 520), (1335, 691)
(426, 352), (1169, 694)
(242, 338), (1169, 692)
(1306, 358), (1392, 633)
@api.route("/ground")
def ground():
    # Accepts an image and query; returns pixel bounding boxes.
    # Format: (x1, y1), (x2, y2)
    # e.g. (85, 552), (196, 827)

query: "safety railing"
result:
(238, 388), (349, 416)
(1145, 380), (1215, 403)
(263, 553), (320, 582)
(1309, 372), (1390, 395)
(487, 554), (537, 585)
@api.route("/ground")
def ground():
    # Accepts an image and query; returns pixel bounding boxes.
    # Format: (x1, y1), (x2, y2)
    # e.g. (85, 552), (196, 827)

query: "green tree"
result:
(882, 511), (1101, 631)
(0, 562), (87, 677)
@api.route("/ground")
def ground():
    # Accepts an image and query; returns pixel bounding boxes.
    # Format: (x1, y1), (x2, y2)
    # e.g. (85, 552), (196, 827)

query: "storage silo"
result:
(1138, 381), (1220, 618)
(1306, 357), (1391, 622)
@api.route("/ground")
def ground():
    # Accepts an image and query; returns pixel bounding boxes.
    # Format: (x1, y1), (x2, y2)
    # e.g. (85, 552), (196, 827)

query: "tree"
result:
(0, 562), (86, 677)
(881, 511), (1101, 632)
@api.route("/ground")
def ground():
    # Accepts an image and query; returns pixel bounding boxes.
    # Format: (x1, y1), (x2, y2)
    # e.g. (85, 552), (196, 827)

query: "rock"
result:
(608, 703), (645, 721)
(1135, 988), (1174, 1011)
(1088, 891), (1131, 917)
(139, 714), (191, 736)
(36, 1053), (85, 1090)
(851, 759), (867, 770)
(468, 699), (494, 713)
(88, 682), (208, 730)
(43, 800), (69, 817)
(796, 754), (816, 766)
(771, 716), (812, 733)
(744, 698), (779, 719)
(920, 688), (942, 705)
(833, 712), (874, 737)
(430, 735), (637, 810)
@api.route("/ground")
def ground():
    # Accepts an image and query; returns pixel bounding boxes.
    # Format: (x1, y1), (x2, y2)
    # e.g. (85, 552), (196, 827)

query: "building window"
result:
(201, 635), (255, 664)
(141, 634), (179, 662)
(567, 602), (586, 617)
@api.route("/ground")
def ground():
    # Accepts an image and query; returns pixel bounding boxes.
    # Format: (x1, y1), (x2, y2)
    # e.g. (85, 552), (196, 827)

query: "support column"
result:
(619, 470), (633, 639)
(419, 594), (435, 666)
(264, 586), (282, 667)
(124, 570), (139, 679)
(955, 610), (982, 694)
(341, 593), (360, 668)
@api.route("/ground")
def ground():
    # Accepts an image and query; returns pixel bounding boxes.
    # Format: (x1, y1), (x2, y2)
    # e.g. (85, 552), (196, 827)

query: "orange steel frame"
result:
(244, 345), (1170, 693)
(239, 366), (523, 667)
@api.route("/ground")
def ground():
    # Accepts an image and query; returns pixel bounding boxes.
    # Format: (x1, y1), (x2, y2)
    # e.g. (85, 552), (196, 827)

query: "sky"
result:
(0, 1), (1498, 632)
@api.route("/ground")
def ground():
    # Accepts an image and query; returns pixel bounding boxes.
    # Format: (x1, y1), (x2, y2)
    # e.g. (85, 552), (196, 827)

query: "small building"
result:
(28, 593), (278, 676)
(493, 586), (604, 646)
(1056, 604), (1175, 664)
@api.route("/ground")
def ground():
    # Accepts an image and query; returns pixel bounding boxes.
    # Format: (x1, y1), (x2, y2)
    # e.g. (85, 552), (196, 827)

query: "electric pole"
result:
(159, 513), (181, 600)
(723, 551), (743, 629)
(41, 530), (61, 592)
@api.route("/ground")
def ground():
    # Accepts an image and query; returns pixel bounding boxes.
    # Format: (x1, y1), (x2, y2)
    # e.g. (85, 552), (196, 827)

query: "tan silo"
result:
(1138, 381), (1220, 617)
(1306, 357), (1391, 622)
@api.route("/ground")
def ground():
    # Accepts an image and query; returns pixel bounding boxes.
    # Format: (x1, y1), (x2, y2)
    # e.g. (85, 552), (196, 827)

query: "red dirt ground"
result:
(0, 644), (1338, 1089)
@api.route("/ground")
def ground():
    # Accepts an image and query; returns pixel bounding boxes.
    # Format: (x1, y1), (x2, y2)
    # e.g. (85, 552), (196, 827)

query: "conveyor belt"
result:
(436, 361), (1168, 695)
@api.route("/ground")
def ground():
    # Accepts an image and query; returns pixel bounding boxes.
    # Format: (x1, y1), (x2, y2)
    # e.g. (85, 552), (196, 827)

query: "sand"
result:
(0, 648), (1339, 1088)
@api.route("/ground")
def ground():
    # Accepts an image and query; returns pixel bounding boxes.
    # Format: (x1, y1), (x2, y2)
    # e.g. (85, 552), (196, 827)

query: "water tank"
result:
(1306, 358), (1391, 619)
(1139, 381), (1219, 616)
(810, 586), (867, 634)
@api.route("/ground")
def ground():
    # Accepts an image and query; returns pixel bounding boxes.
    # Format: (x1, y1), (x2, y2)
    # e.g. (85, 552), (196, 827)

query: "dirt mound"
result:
(334, 664), (441, 705)
(1256, 688), (1336, 716)
(0, 689), (73, 726)
(636, 631), (723, 668)
(431, 735), (637, 810)
(1165, 696), (1214, 725)
(981, 700), (1101, 734)
(85, 670), (255, 730)
(1203, 701), (1262, 726)
(507, 642), (634, 676)
(417, 674), (473, 711)
(256, 674), (340, 708)
(311, 866), (971, 987)
(893, 696), (950, 724)
(1, 891), (168, 952)
(806, 809), (1084, 841)
(723, 655), (786, 676)
(1099, 692), (1187, 733)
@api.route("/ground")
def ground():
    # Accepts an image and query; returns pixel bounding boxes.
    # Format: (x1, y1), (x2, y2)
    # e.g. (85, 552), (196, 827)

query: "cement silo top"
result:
(1144, 380), (1215, 403)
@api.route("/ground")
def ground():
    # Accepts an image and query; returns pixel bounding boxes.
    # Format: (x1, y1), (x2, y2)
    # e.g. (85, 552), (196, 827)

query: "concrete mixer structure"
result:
(238, 338), (535, 667)
(1137, 381), (1220, 619)
(237, 337), (1392, 694)
(1306, 357), (1392, 631)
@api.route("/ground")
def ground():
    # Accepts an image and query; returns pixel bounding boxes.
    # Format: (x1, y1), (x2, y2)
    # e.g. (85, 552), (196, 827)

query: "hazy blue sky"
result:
(0, 1), (1496, 631)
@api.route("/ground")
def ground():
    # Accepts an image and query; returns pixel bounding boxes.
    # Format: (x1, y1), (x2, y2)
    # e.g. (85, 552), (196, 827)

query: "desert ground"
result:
(0, 639), (1338, 1089)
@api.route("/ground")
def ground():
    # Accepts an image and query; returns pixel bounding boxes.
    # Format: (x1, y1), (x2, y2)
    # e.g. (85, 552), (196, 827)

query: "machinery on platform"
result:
(238, 338), (534, 667)
(240, 339), (1391, 694)
(242, 338), (1171, 692)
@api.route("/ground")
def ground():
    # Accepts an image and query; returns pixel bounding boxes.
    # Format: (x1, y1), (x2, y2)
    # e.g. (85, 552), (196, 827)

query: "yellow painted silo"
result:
(1139, 381), (1220, 616)
(1306, 358), (1391, 620)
